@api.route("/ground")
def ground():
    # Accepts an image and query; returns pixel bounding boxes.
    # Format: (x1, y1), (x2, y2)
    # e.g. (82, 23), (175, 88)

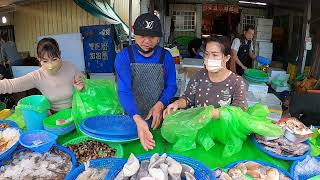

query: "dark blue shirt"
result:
(115, 44), (177, 118)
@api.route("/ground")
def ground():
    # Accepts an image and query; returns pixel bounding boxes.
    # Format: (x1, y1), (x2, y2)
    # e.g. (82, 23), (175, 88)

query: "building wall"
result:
(12, 0), (140, 56)
(169, 3), (201, 38)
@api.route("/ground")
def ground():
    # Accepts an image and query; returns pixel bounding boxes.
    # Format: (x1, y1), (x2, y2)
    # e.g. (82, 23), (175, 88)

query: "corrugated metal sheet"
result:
(13, 0), (139, 56)
(111, 0), (140, 26)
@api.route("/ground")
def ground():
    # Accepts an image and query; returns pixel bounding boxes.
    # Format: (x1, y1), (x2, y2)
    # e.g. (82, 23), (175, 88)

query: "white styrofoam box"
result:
(89, 73), (115, 81)
(268, 68), (287, 82)
(256, 31), (272, 41)
(256, 25), (273, 33)
(244, 79), (269, 95)
(11, 66), (39, 78)
(256, 18), (273, 26)
(181, 58), (204, 68)
(246, 92), (282, 106)
(271, 83), (291, 92)
(257, 41), (273, 51)
(268, 68), (286, 77)
(176, 71), (186, 97)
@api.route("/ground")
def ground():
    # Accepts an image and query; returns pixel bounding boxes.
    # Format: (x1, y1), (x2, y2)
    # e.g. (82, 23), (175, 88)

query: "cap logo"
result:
(145, 20), (154, 29)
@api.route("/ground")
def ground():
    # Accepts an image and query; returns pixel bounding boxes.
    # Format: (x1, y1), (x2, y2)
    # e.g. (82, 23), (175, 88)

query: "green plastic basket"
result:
(62, 135), (124, 158)
(44, 109), (73, 128)
(245, 69), (268, 79)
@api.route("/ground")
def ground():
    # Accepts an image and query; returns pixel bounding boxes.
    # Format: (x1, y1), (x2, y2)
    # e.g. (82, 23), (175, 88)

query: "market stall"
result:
(0, 76), (319, 180)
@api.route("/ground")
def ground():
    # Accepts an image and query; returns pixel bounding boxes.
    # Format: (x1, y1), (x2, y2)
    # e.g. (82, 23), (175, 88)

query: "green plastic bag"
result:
(309, 128), (320, 156)
(161, 104), (284, 157)
(161, 106), (214, 152)
(72, 79), (124, 129)
(16, 95), (50, 113)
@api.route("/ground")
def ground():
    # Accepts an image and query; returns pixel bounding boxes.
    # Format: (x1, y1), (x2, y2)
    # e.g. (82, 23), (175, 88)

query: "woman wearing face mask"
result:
(0, 37), (83, 113)
(163, 36), (246, 119)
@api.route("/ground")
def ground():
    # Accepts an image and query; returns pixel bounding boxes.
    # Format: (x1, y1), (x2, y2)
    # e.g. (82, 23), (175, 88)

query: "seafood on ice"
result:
(255, 135), (309, 157)
(0, 147), (72, 180)
(0, 128), (20, 155)
(214, 161), (291, 180)
(115, 153), (196, 180)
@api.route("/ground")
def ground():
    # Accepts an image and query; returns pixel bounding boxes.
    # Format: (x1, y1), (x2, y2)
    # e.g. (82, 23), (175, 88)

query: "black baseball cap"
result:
(133, 13), (162, 37)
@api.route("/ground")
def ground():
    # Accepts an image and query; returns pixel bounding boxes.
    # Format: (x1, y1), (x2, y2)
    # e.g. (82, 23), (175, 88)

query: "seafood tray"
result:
(0, 145), (77, 180)
(0, 127), (20, 161)
(65, 158), (127, 180)
(223, 160), (292, 180)
(251, 135), (310, 161)
(0, 120), (19, 130)
(290, 156), (320, 180)
(62, 135), (124, 162)
(106, 153), (215, 180)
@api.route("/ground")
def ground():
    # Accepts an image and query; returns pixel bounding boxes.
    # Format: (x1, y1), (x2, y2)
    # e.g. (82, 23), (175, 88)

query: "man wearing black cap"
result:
(115, 13), (177, 151)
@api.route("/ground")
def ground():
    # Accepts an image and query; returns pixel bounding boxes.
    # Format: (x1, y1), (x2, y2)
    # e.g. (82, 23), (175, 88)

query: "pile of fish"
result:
(0, 128), (20, 155)
(76, 162), (109, 180)
(67, 141), (116, 163)
(0, 147), (72, 180)
(293, 156), (320, 180)
(255, 135), (309, 157)
(279, 117), (313, 143)
(0, 123), (11, 129)
(115, 153), (196, 180)
(214, 161), (291, 180)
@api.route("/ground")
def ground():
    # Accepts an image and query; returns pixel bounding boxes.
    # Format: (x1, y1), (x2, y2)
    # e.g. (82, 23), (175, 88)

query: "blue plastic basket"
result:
(0, 144), (77, 176)
(19, 130), (58, 153)
(0, 120), (19, 130)
(290, 156), (320, 180)
(65, 158), (127, 180)
(257, 56), (271, 65)
(106, 154), (215, 180)
(81, 115), (138, 137)
(0, 127), (21, 161)
(44, 124), (76, 136)
(225, 160), (292, 179)
(79, 124), (139, 143)
(251, 135), (311, 161)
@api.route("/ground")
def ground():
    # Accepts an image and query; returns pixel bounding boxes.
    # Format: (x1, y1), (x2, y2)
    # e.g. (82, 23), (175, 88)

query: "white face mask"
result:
(204, 58), (223, 73)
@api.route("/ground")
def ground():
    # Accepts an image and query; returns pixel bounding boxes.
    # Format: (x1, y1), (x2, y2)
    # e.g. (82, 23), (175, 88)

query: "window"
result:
(241, 14), (264, 31)
(172, 11), (196, 31)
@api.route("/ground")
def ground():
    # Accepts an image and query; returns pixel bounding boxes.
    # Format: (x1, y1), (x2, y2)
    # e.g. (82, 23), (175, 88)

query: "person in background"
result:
(0, 37), (84, 113)
(231, 25), (257, 76)
(0, 33), (21, 66)
(163, 36), (246, 119)
(115, 13), (177, 151)
(188, 38), (203, 59)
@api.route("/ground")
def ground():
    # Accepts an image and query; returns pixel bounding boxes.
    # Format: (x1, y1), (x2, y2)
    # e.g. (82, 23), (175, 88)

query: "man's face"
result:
(244, 29), (255, 41)
(135, 35), (160, 52)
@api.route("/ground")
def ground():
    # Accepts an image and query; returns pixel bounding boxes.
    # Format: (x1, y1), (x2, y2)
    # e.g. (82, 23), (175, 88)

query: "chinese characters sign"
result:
(80, 24), (116, 73)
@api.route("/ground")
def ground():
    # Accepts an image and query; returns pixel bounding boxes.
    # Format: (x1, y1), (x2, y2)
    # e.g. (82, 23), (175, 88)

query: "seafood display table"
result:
(57, 130), (292, 171)
(121, 130), (292, 170)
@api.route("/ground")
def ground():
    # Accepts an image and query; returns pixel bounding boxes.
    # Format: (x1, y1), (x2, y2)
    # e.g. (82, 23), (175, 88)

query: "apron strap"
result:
(129, 45), (166, 64)
(159, 48), (166, 64)
(128, 45), (135, 63)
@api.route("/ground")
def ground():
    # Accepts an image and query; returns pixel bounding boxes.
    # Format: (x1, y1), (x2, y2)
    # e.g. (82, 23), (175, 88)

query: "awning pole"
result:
(129, 0), (132, 45)
(298, 0), (311, 74)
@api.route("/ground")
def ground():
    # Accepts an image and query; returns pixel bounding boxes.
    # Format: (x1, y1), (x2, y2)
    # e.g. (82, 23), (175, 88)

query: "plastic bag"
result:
(161, 106), (214, 152)
(72, 79), (124, 129)
(16, 95), (50, 113)
(161, 104), (283, 157)
(309, 128), (320, 156)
